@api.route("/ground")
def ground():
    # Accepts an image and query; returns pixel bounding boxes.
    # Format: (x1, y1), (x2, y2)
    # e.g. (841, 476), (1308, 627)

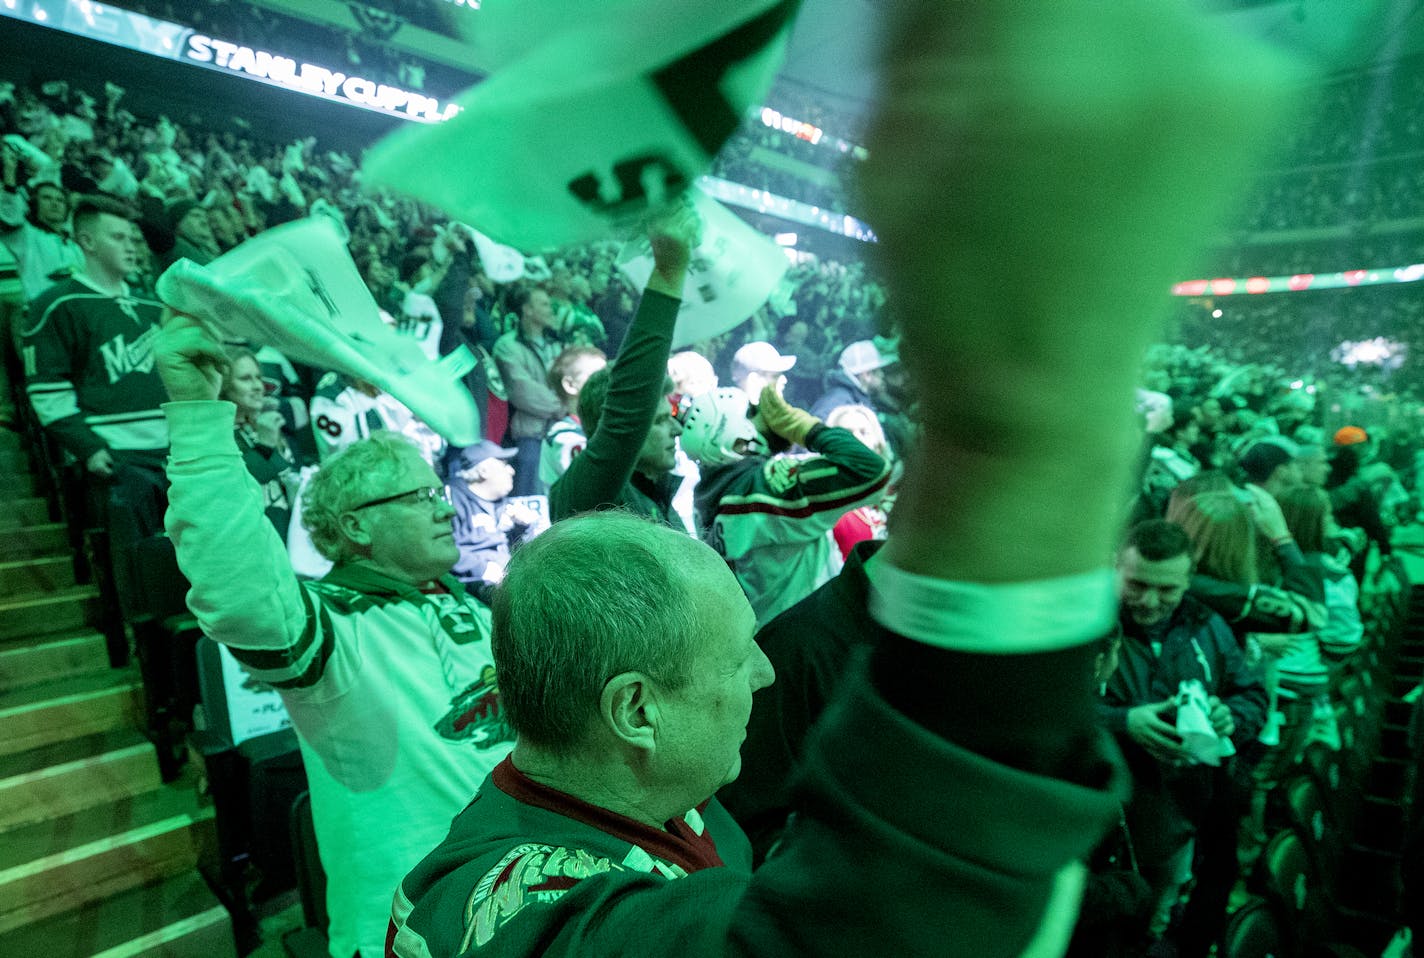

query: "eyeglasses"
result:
(349, 486), (450, 512)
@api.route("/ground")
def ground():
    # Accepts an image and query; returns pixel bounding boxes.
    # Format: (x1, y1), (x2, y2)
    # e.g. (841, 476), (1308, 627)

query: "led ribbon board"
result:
(1173, 264), (1424, 296)
(0, 0), (458, 122)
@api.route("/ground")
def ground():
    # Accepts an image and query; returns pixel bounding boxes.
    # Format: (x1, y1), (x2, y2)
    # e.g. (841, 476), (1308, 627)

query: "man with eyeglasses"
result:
(156, 352), (508, 958)
(152, 207), (706, 958)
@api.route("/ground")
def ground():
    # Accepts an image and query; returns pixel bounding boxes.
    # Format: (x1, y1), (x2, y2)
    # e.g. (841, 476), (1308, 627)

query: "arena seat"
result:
(1283, 775), (1343, 891)
(283, 790), (330, 958)
(131, 533), (203, 780)
(1221, 899), (1288, 958)
(1260, 829), (1330, 948)
(1299, 742), (1364, 834)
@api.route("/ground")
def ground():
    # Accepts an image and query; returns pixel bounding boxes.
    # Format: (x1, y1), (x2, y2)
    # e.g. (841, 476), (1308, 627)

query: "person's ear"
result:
(338, 510), (375, 550)
(601, 672), (658, 753)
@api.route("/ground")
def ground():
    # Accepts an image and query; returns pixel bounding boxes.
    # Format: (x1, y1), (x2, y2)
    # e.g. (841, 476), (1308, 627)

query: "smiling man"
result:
(157, 315), (516, 958)
(1102, 520), (1265, 947)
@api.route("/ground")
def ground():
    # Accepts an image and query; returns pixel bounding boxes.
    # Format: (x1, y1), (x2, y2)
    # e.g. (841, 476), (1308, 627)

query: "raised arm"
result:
(156, 313), (312, 666)
(712, 386), (891, 543)
(1190, 485), (1327, 630)
(1, 148), (28, 229)
(766, 0), (1302, 952)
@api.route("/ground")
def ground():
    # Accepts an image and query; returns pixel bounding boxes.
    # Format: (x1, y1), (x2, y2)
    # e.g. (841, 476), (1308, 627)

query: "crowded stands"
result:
(3, 2), (1424, 958)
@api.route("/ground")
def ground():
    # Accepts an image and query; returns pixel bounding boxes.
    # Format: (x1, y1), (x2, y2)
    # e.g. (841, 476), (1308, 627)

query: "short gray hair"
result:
(301, 432), (422, 562)
(492, 511), (707, 754)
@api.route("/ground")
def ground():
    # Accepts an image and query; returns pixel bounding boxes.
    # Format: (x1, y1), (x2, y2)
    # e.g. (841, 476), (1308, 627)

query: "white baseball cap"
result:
(839, 339), (898, 376)
(732, 341), (796, 387)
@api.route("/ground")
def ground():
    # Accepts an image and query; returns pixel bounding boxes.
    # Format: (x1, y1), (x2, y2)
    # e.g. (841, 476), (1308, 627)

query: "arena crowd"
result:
(3, 5), (1423, 958)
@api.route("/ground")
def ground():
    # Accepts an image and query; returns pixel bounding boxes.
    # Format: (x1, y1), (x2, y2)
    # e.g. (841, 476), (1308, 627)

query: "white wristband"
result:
(870, 563), (1117, 655)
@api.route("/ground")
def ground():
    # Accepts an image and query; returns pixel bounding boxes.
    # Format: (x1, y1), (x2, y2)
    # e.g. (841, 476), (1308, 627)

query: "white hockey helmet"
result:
(679, 387), (759, 466)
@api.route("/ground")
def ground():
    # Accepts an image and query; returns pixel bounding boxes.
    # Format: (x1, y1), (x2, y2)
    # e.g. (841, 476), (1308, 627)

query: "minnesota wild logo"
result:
(463, 844), (621, 950)
(435, 665), (515, 747)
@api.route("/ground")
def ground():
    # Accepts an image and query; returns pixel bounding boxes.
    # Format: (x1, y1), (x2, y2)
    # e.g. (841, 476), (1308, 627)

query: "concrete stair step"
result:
(1354, 795), (1406, 848)
(0, 587), (101, 642)
(0, 498), (49, 532)
(1379, 721), (1411, 756)
(0, 670), (143, 757)
(0, 445), (31, 472)
(0, 629), (108, 693)
(0, 523), (68, 562)
(0, 468), (46, 500)
(24, 472), (45, 498)
(0, 555), (75, 597)
(0, 871), (235, 958)
(0, 782), (215, 935)
(1383, 698), (1414, 726)
(0, 728), (161, 833)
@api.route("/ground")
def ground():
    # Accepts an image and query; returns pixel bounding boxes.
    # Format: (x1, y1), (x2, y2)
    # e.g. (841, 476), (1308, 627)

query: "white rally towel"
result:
(361, 0), (798, 250)
(468, 228), (527, 283)
(155, 216), (482, 446)
(617, 189), (788, 348)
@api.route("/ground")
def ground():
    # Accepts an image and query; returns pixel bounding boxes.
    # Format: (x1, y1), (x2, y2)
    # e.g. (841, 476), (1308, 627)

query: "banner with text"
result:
(0, 1), (457, 122)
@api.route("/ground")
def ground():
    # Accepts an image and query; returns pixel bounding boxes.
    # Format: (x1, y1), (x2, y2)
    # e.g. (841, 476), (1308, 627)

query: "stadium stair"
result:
(0, 427), (235, 957)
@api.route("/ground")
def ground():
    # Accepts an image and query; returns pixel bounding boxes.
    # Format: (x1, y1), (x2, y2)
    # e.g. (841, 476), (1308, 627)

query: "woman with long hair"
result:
(1276, 484), (1364, 666)
(1237, 485), (1357, 840)
(1163, 479), (1326, 924)
(221, 347), (302, 541)
(1166, 490), (1258, 586)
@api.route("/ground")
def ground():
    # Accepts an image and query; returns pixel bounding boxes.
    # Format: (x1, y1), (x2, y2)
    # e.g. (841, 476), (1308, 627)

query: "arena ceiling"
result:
(252, 0), (1424, 113)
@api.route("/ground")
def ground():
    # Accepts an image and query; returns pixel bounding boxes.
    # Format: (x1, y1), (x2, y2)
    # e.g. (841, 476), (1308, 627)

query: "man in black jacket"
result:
(1101, 520), (1266, 947)
(717, 540), (883, 862)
